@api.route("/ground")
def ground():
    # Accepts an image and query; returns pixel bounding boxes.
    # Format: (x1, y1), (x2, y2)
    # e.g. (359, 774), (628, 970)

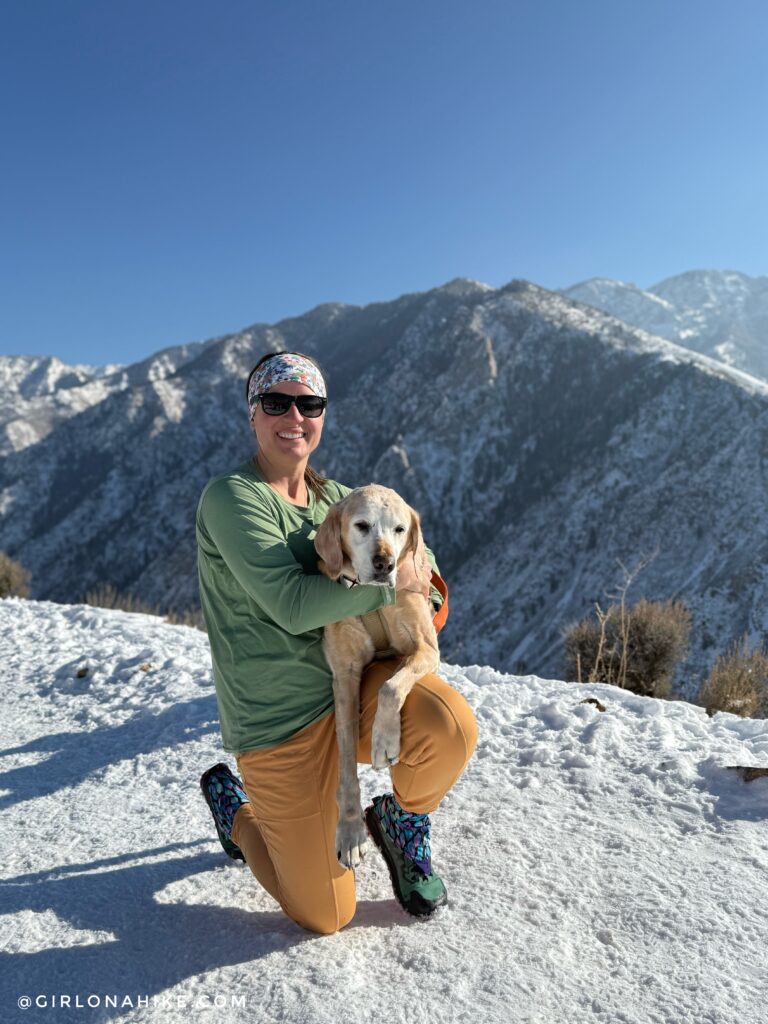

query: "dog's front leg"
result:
(325, 625), (373, 868)
(371, 639), (439, 770)
(333, 669), (369, 868)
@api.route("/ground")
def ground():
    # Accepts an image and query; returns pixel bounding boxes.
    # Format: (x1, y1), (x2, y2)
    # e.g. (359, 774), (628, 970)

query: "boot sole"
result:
(364, 803), (447, 918)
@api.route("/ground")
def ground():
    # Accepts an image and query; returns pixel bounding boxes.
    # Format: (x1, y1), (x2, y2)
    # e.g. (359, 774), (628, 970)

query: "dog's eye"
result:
(354, 522), (370, 533)
(395, 526), (406, 534)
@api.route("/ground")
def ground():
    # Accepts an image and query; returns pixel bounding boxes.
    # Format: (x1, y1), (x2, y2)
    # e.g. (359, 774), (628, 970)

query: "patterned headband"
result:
(247, 353), (327, 419)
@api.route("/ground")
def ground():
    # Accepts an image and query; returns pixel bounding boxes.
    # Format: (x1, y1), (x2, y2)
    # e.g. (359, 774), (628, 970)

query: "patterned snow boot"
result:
(200, 762), (248, 862)
(365, 792), (448, 917)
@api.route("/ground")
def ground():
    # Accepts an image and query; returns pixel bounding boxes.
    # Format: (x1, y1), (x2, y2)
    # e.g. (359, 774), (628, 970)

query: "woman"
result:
(196, 350), (477, 934)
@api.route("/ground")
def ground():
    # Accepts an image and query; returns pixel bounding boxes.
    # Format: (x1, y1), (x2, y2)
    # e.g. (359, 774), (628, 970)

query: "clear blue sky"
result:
(1, 0), (766, 366)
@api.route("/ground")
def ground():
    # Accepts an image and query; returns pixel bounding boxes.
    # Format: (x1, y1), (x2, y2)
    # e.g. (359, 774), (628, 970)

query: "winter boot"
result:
(365, 792), (448, 917)
(200, 762), (248, 862)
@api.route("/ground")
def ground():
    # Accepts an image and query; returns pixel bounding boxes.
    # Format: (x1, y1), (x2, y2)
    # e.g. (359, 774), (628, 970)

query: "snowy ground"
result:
(1, 598), (767, 1024)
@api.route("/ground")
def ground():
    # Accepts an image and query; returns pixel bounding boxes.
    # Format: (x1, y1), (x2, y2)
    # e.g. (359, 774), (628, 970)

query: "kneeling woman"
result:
(196, 351), (478, 934)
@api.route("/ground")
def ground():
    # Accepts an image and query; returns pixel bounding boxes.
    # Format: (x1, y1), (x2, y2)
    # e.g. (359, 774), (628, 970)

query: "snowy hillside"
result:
(0, 336), (220, 457)
(2, 598), (767, 1023)
(0, 356), (124, 456)
(563, 270), (768, 381)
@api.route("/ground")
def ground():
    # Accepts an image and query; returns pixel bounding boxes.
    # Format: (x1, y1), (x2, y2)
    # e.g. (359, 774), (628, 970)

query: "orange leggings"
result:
(230, 658), (478, 935)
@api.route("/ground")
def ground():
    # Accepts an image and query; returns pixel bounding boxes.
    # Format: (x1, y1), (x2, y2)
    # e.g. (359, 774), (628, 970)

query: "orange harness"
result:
(430, 570), (449, 635)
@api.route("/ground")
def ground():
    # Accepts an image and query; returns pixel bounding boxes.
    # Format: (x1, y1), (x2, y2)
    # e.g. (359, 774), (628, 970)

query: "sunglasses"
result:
(256, 392), (327, 417)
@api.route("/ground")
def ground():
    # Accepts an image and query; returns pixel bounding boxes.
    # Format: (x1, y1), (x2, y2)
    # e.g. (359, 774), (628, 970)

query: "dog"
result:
(314, 484), (440, 869)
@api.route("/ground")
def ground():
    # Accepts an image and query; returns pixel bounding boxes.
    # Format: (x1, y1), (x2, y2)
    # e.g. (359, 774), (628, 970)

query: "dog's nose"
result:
(372, 554), (394, 574)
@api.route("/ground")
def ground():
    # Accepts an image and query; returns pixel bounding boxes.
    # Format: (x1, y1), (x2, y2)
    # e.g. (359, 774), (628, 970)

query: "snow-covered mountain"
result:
(563, 270), (768, 380)
(2, 276), (768, 698)
(0, 356), (123, 455)
(0, 337), (223, 456)
(2, 598), (766, 1023)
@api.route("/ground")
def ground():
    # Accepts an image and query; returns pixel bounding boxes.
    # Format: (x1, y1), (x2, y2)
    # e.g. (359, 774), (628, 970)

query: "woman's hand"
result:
(395, 549), (433, 599)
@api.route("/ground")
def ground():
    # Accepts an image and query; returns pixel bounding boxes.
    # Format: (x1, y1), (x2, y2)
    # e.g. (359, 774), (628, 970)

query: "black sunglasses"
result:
(256, 392), (327, 417)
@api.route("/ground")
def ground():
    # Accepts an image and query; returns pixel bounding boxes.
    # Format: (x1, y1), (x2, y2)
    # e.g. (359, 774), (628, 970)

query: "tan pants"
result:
(231, 658), (478, 935)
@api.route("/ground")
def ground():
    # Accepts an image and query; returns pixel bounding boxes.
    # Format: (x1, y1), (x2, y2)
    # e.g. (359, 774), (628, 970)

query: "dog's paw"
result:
(336, 815), (368, 868)
(371, 708), (401, 770)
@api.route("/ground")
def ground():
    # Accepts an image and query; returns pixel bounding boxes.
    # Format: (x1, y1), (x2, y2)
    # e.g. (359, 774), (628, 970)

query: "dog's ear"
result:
(401, 506), (424, 563)
(314, 502), (345, 579)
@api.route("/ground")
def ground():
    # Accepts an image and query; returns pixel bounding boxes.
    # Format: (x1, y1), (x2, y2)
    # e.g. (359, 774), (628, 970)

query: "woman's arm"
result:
(197, 477), (396, 635)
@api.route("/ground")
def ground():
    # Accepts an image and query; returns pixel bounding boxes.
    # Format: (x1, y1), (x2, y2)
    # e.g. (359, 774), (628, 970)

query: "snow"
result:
(2, 598), (768, 1023)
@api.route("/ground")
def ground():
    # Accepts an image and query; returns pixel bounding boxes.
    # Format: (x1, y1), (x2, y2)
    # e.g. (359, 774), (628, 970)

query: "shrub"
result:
(697, 634), (768, 718)
(563, 596), (692, 698)
(165, 607), (206, 630)
(0, 551), (31, 598)
(83, 583), (205, 632)
(84, 583), (157, 614)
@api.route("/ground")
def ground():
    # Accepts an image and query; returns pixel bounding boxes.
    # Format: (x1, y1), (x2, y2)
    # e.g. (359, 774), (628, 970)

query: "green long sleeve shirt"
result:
(196, 456), (441, 753)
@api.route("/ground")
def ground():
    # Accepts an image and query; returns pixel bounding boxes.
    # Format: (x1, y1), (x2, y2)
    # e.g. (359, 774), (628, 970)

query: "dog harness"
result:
(354, 572), (449, 659)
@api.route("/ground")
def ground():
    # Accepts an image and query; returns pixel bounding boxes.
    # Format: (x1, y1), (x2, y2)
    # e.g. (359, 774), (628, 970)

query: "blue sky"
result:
(1, 0), (766, 366)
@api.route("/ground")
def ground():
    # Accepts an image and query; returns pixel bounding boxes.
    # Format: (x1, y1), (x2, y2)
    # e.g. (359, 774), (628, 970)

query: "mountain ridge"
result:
(563, 268), (768, 380)
(2, 272), (767, 697)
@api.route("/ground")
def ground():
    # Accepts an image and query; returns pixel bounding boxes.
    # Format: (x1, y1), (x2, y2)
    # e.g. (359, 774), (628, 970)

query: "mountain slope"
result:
(0, 337), (223, 457)
(563, 270), (768, 380)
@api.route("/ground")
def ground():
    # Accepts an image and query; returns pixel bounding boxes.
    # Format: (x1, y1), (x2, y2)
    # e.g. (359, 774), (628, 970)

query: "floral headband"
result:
(247, 353), (327, 419)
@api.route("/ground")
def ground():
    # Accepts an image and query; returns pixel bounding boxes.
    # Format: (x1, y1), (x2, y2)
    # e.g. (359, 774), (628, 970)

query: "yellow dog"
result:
(314, 484), (439, 868)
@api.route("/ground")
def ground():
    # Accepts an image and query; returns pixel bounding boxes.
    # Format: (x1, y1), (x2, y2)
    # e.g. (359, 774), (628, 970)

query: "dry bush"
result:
(84, 583), (158, 614)
(564, 596), (692, 697)
(697, 634), (768, 718)
(84, 583), (205, 632)
(165, 607), (206, 631)
(562, 542), (691, 698)
(0, 551), (31, 598)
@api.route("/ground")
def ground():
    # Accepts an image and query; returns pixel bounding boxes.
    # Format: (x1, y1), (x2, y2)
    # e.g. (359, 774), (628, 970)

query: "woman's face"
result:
(250, 380), (325, 469)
